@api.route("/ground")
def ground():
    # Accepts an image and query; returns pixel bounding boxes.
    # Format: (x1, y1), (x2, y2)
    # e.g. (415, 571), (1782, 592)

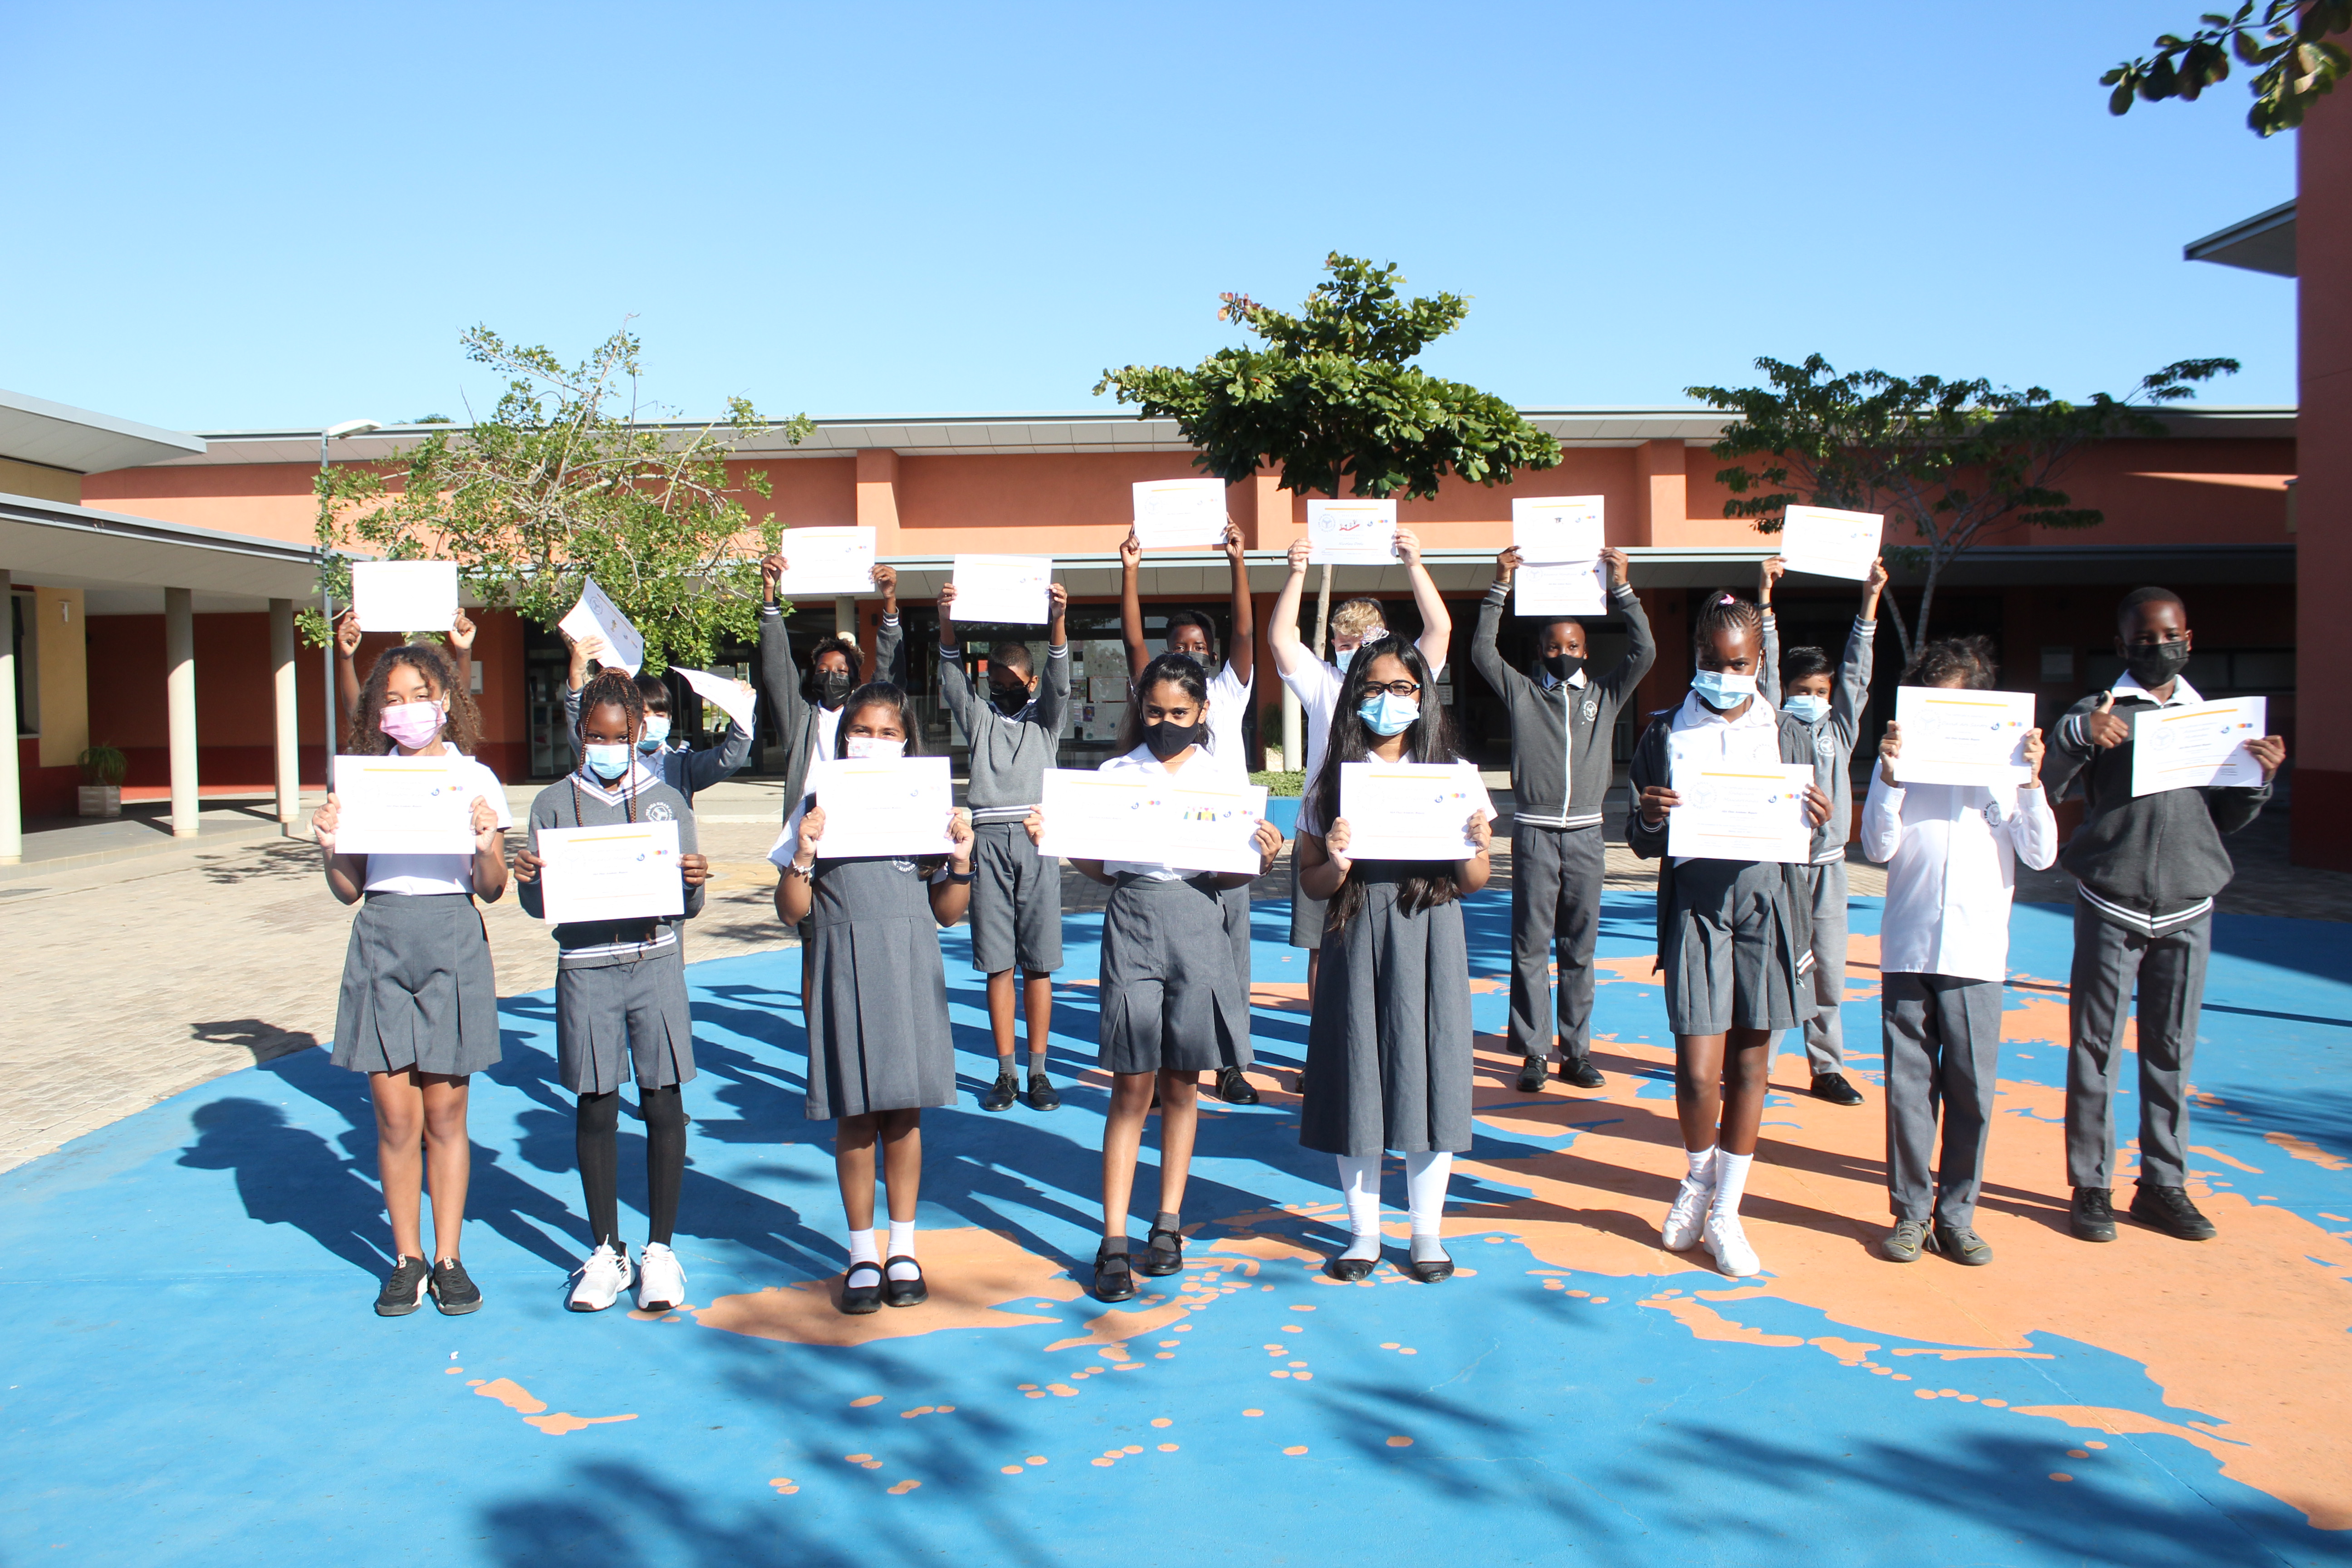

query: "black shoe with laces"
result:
(1515, 1057), (1548, 1093)
(2130, 1182), (2218, 1240)
(428, 1258), (483, 1316)
(2071, 1186), (2118, 1242)
(375, 1255), (431, 1317)
(1024, 1071), (1061, 1112)
(1562, 1058), (1607, 1091)
(1810, 1072), (1865, 1106)
(981, 1068), (1019, 1112)
(1217, 1065), (1260, 1106)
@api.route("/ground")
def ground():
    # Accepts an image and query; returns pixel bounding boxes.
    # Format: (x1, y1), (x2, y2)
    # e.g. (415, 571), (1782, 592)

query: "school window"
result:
(10, 590), (37, 737)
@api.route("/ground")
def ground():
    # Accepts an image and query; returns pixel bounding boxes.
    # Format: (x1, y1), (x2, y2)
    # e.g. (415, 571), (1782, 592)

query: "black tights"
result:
(576, 1086), (687, 1251)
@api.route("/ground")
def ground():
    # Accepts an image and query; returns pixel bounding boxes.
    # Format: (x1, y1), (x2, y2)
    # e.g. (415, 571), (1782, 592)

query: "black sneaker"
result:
(374, 1255), (431, 1317)
(1515, 1057), (1548, 1093)
(2129, 1183), (2218, 1241)
(2070, 1186), (2118, 1243)
(1562, 1058), (1607, 1091)
(1810, 1072), (1865, 1107)
(1217, 1065), (1260, 1106)
(429, 1258), (484, 1316)
(1024, 1071), (1061, 1112)
(981, 1068), (1019, 1112)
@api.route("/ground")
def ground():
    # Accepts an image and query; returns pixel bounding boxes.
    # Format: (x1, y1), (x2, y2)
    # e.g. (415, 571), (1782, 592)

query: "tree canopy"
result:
(2103, 0), (2349, 135)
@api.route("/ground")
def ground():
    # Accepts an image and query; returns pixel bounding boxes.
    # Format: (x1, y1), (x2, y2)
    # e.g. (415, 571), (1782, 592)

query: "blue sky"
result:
(3, 2), (2299, 432)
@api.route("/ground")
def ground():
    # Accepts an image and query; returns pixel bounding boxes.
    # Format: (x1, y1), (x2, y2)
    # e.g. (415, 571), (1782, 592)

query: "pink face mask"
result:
(379, 700), (445, 750)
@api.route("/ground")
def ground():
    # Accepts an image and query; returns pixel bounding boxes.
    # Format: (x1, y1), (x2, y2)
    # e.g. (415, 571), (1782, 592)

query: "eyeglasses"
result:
(1362, 679), (1422, 698)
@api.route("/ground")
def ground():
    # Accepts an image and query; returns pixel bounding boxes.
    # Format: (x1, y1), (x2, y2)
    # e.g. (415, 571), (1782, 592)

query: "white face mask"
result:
(844, 735), (904, 760)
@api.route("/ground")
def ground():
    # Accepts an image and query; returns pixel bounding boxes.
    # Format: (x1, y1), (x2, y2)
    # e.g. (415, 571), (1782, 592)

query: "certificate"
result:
(558, 577), (645, 675)
(1512, 495), (1605, 562)
(1038, 769), (1269, 876)
(534, 821), (684, 925)
(2132, 696), (2268, 796)
(774, 527), (877, 597)
(672, 665), (759, 734)
(1777, 505), (1883, 582)
(1307, 500), (1397, 565)
(1335, 762), (1495, 861)
(809, 756), (956, 858)
(1514, 560), (1607, 617)
(1132, 477), (1229, 549)
(951, 554), (1054, 625)
(1666, 760), (1814, 863)
(349, 560), (458, 634)
(1891, 686), (2035, 788)
(330, 754), (478, 856)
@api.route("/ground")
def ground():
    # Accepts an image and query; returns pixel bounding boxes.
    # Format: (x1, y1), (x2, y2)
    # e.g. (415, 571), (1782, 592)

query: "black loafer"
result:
(1810, 1072), (1865, 1106)
(1515, 1057), (1548, 1093)
(1137, 1225), (1184, 1277)
(2070, 1186), (2117, 1243)
(882, 1256), (928, 1307)
(2129, 1183), (2217, 1240)
(1217, 1065), (1260, 1105)
(980, 1070), (1018, 1112)
(1562, 1059), (1607, 1091)
(1408, 1252), (1455, 1283)
(428, 1258), (483, 1316)
(1025, 1072), (1061, 1112)
(1093, 1246), (1137, 1303)
(374, 1255), (431, 1317)
(1323, 1253), (1377, 1282)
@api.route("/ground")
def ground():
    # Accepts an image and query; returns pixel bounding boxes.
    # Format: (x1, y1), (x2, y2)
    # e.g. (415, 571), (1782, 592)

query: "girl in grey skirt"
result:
(1294, 637), (1494, 1284)
(773, 683), (975, 1316)
(1027, 653), (1282, 1303)
(1626, 592), (1831, 1279)
(514, 671), (712, 1316)
(313, 641), (510, 1318)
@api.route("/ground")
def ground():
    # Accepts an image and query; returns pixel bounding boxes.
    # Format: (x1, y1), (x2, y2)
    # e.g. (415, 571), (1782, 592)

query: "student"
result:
(1295, 636), (1493, 1283)
(1474, 544), (1655, 1093)
(2043, 586), (2285, 1244)
(311, 642), (510, 1317)
(772, 682), (975, 1314)
(335, 607), (475, 740)
(937, 578), (1072, 1114)
(1756, 554), (1889, 1107)
(1025, 652), (1282, 1302)
(1859, 637), (2055, 1266)
(1119, 521), (1262, 1107)
(512, 670), (711, 1313)
(1267, 528), (1453, 1003)
(1627, 591), (1831, 1278)
(559, 636), (757, 804)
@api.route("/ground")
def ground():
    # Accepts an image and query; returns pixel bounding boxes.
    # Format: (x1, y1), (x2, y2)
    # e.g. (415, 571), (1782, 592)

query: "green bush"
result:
(78, 744), (128, 786)
(1250, 769), (1306, 798)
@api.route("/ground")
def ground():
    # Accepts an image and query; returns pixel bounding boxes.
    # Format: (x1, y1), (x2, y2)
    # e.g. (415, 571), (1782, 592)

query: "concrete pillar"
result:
(0, 570), (20, 864)
(833, 595), (858, 643)
(270, 597), (301, 833)
(165, 587), (198, 837)
(1280, 681), (1302, 773)
(2293, 92), (2352, 868)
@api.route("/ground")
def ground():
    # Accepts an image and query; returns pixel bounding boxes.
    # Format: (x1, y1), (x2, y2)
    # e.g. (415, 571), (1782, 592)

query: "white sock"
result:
(1336, 1155), (1382, 1259)
(1710, 1151), (1754, 1219)
(1686, 1146), (1719, 1186)
(886, 1218), (919, 1280)
(847, 1228), (880, 1274)
(1405, 1150), (1452, 1261)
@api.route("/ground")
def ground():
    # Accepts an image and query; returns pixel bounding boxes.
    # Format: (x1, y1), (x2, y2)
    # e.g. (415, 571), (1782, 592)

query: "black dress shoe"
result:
(1515, 1057), (1548, 1093)
(1137, 1225), (1184, 1277)
(980, 1069), (1019, 1112)
(882, 1256), (928, 1308)
(1323, 1253), (1376, 1282)
(1562, 1059), (1607, 1091)
(2070, 1186), (2117, 1243)
(841, 1262), (884, 1315)
(1217, 1065), (1260, 1105)
(1093, 1246), (1137, 1303)
(1024, 1071), (1061, 1112)
(1810, 1072), (1865, 1107)
(2129, 1183), (2218, 1240)
(1408, 1251), (1455, 1283)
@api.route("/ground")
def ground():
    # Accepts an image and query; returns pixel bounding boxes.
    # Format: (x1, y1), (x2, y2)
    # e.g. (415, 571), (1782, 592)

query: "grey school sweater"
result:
(938, 642), (1071, 823)
(1470, 580), (1656, 830)
(1758, 612), (1876, 863)
(516, 766), (705, 969)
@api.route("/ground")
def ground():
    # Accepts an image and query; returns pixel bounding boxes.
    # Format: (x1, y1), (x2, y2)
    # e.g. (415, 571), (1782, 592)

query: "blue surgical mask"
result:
(583, 743), (632, 780)
(636, 715), (672, 753)
(1783, 694), (1828, 724)
(1337, 632), (1387, 672)
(1358, 692), (1420, 736)
(1690, 670), (1758, 710)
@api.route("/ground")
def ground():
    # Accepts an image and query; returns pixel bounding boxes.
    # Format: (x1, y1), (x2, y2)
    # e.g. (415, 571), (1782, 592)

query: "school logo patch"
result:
(1581, 696), (1599, 724)
(1814, 729), (1836, 759)
(1980, 799), (2004, 827)
(646, 802), (675, 822)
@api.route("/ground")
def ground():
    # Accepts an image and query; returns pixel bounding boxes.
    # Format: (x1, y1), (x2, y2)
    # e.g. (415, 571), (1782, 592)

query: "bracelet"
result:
(784, 858), (816, 881)
(944, 869), (974, 884)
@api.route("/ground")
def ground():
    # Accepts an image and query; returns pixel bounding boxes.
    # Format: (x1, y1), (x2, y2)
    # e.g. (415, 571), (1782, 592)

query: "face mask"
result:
(1357, 692), (1420, 736)
(2124, 641), (2190, 688)
(1143, 719), (1205, 760)
(583, 743), (632, 780)
(1337, 632), (1387, 671)
(1168, 649), (1207, 671)
(843, 734), (905, 760)
(1539, 653), (1588, 684)
(378, 700), (444, 750)
(636, 715), (671, 753)
(1783, 694), (1828, 724)
(812, 670), (853, 707)
(989, 684), (1033, 717)
(1690, 669), (1758, 710)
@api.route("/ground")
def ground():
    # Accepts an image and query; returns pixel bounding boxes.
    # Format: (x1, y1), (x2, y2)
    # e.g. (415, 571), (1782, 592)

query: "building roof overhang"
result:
(0, 389), (208, 475)
(2185, 200), (2297, 277)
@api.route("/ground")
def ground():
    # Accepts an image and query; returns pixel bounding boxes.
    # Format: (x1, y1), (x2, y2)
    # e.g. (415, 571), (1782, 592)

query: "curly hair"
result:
(1906, 635), (1999, 690)
(1117, 652), (1212, 755)
(1330, 598), (1387, 640)
(347, 643), (480, 755)
(832, 682), (926, 758)
(579, 669), (648, 739)
(1303, 634), (1468, 931)
(802, 637), (864, 703)
(1692, 589), (1764, 662)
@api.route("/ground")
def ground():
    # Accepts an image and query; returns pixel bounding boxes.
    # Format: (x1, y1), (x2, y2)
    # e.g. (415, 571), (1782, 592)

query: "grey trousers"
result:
(1508, 823), (1604, 1065)
(1882, 972), (2002, 1226)
(1788, 859), (1848, 1073)
(2065, 902), (2210, 1190)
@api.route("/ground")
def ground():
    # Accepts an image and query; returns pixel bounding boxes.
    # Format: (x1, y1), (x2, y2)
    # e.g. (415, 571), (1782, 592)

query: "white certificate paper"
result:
(1514, 561), (1607, 617)
(672, 665), (759, 735)
(1335, 762), (1495, 861)
(1307, 500), (1397, 565)
(1891, 686), (2036, 788)
(1512, 496), (1605, 562)
(330, 754), (478, 856)
(1038, 768), (1268, 876)
(350, 560), (459, 634)
(2132, 696), (2267, 796)
(1132, 478), (1229, 549)
(951, 554), (1054, 625)
(558, 577), (645, 675)
(810, 756), (956, 858)
(1667, 760), (1814, 863)
(774, 527), (877, 597)
(534, 821), (684, 925)
(1778, 505), (1884, 582)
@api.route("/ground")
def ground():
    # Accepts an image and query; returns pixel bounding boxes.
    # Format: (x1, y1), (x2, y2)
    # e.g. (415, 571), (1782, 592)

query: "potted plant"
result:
(78, 744), (127, 818)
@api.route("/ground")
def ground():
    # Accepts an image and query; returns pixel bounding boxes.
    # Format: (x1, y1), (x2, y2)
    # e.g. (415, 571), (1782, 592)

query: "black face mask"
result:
(2123, 641), (2190, 689)
(1143, 719), (1205, 760)
(810, 670), (853, 707)
(1168, 649), (1208, 671)
(988, 684), (1033, 716)
(1538, 653), (1588, 683)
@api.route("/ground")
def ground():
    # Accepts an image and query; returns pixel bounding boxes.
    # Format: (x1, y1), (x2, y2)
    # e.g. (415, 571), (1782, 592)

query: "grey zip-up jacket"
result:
(517, 766), (704, 968)
(1471, 580), (1655, 830)
(561, 684), (752, 804)
(938, 642), (1071, 823)
(760, 603), (906, 812)
(1758, 612), (1876, 863)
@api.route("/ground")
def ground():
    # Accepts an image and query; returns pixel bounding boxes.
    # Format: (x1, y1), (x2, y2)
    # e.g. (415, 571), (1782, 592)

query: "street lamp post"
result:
(318, 419), (384, 770)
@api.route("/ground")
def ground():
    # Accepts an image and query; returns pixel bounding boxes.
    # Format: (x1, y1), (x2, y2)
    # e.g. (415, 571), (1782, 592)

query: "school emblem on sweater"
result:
(1980, 799), (2004, 827)
(1814, 729), (1836, 758)
(646, 802), (675, 822)
(1581, 696), (1599, 724)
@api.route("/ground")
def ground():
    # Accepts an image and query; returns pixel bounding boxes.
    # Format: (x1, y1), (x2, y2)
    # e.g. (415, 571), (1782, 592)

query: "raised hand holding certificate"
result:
(950, 554), (1054, 625)
(1335, 762), (1495, 860)
(1667, 760), (1815, 863)
(1306, 499), (1397, 565)
(1511, 495), (1607, 616)
(1132, 478), (1228, 549)
(2132, 696), (2268, 796)
(1891, 686), (2036, 788)
(330, 755), (478, 855)
(535, 822), (684, 924)
(1038, 769), (1268, 875)
(809, 756), (956, 858)
(774, 527), (877, 597)
(558, 577), (645, 674)
(350, 560), (459, 634)
(1778, 505), (1883, 582)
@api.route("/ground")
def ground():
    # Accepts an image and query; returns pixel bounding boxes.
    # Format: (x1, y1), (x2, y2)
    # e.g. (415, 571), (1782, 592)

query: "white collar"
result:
(2112, 668), (2202, 707)
(573, 760), (658, 800)
(1671, 689), (1775, 731)
(1541, 667), (1590, 691)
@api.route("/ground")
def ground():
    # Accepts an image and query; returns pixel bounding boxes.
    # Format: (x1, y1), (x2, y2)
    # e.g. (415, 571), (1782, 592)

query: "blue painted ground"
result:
(3, 891), (2349, 1566)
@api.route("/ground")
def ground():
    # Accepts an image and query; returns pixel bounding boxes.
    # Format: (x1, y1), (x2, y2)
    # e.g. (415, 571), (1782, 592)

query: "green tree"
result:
(2103, 0), (2349, 135)
(1686, 353), (2239, 666)
(306, 324), (813, 673)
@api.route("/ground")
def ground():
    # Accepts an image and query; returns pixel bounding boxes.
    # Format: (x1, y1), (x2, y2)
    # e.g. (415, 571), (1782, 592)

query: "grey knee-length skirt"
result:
(804, 855), (957, 1120)
(1219, 881), (1254, 992)
(1098, 873), (1252, 1076)
(332, 892), (500, 1077)
(1661, 859), (1813, 1036)
(555, 944), (696, 1095)
(1299, 875), (1474, 1156)
(969, 819), (1063, 975)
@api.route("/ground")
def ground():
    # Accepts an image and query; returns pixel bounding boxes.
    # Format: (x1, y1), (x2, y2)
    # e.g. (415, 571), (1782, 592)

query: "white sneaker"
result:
(1704, 1210), (1762, 1278)
(637, 1242), (687, 1312)
(568, 1243), (633, 1312)
(1661, 1177), (1715, 1251)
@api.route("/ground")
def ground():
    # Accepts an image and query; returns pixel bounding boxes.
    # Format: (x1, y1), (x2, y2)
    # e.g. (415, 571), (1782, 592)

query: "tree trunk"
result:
(1311, 565), (1334, 661)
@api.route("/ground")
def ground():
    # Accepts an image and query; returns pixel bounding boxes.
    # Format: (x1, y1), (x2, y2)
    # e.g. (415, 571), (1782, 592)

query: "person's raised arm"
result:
(684, 702), (755, 793)
(1036, 585), (1072, 735)
(1831, 558), (1886, 749)
(449, 608), (476, 702)
(1119, 528), (1148, 679)
(1757, 556), (1784, 706)
(871, 564), (905, 683)
(759, 554), (808, 730)
(1394, 528), (1452, 671)
(1222, 520), (1254, 688)
(933, 582), (980, 735)
(1598, 548), (1655, 700)
(1268, 537), (1313, 681)
(334, 611), (363, 726)
(1471, 548), (1519, 698)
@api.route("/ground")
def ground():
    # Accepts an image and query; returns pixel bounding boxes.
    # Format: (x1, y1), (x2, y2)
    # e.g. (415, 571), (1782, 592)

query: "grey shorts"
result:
(969, 818), (1063, 974)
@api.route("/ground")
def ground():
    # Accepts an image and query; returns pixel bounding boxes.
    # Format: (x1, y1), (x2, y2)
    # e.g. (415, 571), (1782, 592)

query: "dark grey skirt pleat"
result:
(804, 856), (956, 1120)
(555, 946), (696, 1095)
(1098, 874), (1252, 1076)
(331, 892), (500, 1077)
(1661, 858), (1810, 1035)
(1298, 877), (1473, 1156)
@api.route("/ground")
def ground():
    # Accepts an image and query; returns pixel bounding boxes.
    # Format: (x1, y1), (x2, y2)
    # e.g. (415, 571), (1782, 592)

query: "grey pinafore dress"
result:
(332, 892), (501, 1077)
(1098, 873), (1253, 1076)
(1661, 858), (1812, 1036)
(803, 854), (957, 1120)
(1298, 867), (1474, 1156)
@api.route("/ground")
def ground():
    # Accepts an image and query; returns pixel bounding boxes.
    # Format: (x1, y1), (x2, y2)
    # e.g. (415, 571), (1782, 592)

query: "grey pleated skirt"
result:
(1299, 874), (1473, 1156)
(1662, 859), (1813, 1036)
(1219, 881), (1254, 992)
(1098, 873), (1252, 1076)
(332, 892), (500, 1077)
(804, 856), (957, 1120)
(555, 944), (696, 1095)
(969, 819), (1063, 975)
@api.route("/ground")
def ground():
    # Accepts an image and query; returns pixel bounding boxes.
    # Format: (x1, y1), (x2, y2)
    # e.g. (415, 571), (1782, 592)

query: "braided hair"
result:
(1692, 589), (1763, 663)
(573, 668), (649, 821)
